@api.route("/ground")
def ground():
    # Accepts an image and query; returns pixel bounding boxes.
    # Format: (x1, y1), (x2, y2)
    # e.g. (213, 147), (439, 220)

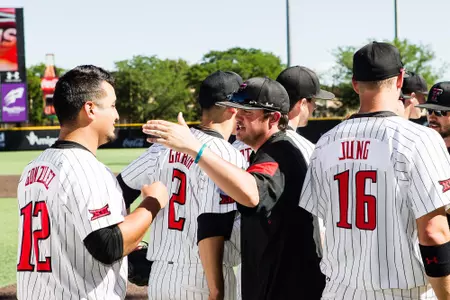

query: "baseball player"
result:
(117, 70), (247, 300)
(299, 42), (450, 299)
(276, 65), (336, 253)
(400, 72), (429, 120)
(16, 65), (168, 300)
(144, 77), (325, 300)
(416, 81), (450, 229)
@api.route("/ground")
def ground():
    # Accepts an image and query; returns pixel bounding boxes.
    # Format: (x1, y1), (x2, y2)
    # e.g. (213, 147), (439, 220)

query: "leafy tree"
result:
(187, 47), (285, 118)
(114, 56), (193, 123)
(330, 38), (445, 113)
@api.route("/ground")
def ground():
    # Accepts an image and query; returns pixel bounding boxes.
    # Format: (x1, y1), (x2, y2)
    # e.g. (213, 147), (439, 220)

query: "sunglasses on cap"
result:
(427, 109), (450, 117)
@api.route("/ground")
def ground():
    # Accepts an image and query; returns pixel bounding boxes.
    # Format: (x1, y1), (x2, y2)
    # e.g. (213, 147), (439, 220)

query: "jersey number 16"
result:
(334, 170), (377, 231)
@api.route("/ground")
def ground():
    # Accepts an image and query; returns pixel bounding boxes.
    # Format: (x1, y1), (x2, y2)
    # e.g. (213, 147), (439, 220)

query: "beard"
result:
(106, 132), (117, 143)
(429, 121), (450, 139)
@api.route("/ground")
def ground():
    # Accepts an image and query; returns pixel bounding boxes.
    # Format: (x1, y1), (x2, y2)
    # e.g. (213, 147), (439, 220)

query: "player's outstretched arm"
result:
(416, 207), (450, 299)
(119, 182), (168, 255)
(143, 113), (260, 208)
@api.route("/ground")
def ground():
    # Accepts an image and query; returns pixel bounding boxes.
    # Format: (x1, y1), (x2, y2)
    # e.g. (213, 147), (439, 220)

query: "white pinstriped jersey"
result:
(286, 128), (315, 164)
(121, 128), (248, 266)
(299, 114), (450, 291)
(16, 142), (127, 300)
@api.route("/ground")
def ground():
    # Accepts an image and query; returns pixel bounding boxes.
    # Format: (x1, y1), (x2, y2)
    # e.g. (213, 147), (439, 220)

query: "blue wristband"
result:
(195, 144), (208, 164)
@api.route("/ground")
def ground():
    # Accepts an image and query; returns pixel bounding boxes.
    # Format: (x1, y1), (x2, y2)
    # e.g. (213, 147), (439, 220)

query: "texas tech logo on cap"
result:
(430, 88), (444, 101)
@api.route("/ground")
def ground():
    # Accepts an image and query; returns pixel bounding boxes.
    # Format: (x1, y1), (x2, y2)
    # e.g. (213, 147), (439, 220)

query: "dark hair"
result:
(263, 111), (289, 131)
(53, 65), (114, 125)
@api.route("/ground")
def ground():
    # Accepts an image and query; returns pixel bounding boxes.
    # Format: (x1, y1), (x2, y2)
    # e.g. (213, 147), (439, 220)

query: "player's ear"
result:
(268, 111), (281, 125)
(397, 71), (405, 89)
(352, 77), (360, 94)
(84, 101), (95, 120)
(226, 107), (238, 114)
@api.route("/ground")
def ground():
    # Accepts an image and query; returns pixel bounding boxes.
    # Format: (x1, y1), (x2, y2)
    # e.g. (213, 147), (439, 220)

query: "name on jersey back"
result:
(322, 139), (390, 171)
(169, 149), (194, 169)
(24, 165), (56, 190)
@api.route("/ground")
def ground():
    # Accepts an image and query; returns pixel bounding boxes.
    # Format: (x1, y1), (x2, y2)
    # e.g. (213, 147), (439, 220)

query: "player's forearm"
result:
(427, 276), (450, 300)
(194, 148), (260, 207)
(119, 196), (163, 256)
(198, 236), (225, 300)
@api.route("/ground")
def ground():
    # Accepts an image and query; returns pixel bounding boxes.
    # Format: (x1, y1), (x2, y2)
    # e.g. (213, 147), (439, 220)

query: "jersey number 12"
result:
(17, 201), (52, 272)
(334, 170), (377, 230)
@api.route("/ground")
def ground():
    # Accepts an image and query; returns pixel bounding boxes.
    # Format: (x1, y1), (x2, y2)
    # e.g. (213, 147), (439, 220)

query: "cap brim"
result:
(416, 103), (450, 110)
(315, 89), (335, 100)
(215, 101), (262, 110)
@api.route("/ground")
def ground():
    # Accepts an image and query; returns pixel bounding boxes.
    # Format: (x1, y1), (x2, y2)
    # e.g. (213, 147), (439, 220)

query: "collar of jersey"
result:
(51, 140), (93, 154)
(256, 131), (286, 153)
(195, 125), (224, 139)
(348, 111), (397, 119)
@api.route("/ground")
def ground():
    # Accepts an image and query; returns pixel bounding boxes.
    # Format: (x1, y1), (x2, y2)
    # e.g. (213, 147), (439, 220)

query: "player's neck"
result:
(288, 114), (300, 129)
(58, 126), (99, 156)
(444, 137), (450, 149)
(199, 121), (232, 141)
(252, 127), (280, 151)
(358, 92), (398, 114)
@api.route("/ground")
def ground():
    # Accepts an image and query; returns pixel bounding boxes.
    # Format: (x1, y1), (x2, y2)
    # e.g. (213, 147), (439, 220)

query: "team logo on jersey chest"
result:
(438, 178), (450, 193)
(89, 204), (111, 221)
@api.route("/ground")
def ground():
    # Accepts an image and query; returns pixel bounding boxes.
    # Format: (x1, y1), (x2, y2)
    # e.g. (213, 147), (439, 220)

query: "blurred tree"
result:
(331, 38), (446, 113)
(187, 47), (285, 118)
(27, 63), (65, 125)
(114, 56), (193, 123)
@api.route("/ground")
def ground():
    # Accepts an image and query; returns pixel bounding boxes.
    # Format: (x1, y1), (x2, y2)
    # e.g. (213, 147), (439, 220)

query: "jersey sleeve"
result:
(242, 150), (285, 217)
(119, 144), (165, 190)
(199, 142), (248, 215)
(299, 149), (325, 219)
(408, 130), (450, 219)
(65, 164), (126, 240)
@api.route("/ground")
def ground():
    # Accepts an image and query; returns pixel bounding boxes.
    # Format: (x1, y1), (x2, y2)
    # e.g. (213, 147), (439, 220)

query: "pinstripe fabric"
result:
(300, 115), (450, 293)
(121, 128), (248, 299)
(321, 280), (436, 300)
(17, 145), (128, 300)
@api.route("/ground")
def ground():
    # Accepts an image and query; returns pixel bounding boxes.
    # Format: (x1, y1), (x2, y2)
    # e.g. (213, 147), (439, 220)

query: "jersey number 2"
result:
(168, 169), (186, 231)
(17, 201), (51, 272)
(334, 170), (377, 231)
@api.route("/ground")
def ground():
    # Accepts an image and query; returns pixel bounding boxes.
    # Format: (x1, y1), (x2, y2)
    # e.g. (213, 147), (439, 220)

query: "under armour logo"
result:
(438, 178), (450, 193)
(88, 204), (111, 221)
(430, 88), (444, 101)
(6, 72), (20, 81)
(425, 256), (438, 265)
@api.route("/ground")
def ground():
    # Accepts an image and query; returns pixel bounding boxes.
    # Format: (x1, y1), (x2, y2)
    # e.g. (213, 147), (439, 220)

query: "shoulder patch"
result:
(439, 178), (450, 193)
(89, 204), (111, 221)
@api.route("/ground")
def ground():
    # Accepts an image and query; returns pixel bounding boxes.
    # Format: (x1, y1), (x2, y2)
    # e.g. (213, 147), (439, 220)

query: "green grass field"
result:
(0, 148), (147, 287)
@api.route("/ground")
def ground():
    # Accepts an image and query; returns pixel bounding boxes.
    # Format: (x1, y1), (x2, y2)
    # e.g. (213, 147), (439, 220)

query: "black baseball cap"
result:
(402, 72), (428, 95)
(353, 41), (408, 82)
(276, 66), (335, 109)
(416, 82), (450, 111)
(216, 77), (290, 114)
(198, 70), (243, 109)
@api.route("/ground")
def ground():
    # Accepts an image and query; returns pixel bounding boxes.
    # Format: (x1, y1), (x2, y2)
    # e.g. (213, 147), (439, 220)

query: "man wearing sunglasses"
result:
(400, 72), (429, 120)
(417, 82), (450, 154)
(143, 77), (325, 300)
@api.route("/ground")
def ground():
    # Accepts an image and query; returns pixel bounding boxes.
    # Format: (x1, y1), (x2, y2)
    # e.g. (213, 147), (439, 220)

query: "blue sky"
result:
(5, 0), (450, 85)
